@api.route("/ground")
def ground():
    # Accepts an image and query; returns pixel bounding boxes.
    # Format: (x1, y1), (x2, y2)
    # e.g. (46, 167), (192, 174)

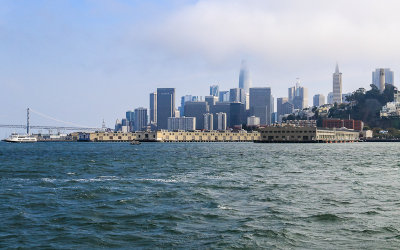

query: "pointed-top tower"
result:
(333, 63), (342, 104)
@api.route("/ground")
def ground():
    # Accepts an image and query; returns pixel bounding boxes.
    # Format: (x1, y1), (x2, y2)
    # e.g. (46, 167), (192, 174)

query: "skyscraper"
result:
(333, 63), (342, 104)
(281, 102), (294, 118)
(313, 94), (325, 107)
(149, 92), (157, 124)
(156, 88), (175, 130)
(239, 60), (252, 93)
(203, 113), (213, 131)
(179, 95), (195, 117)
(205, 95), (218, 108)
(249, 87), (273, 125)
(210, 85), (219, 97)
(134, 107), (148, 131)
(219, 91), (230, 102)
(217, 112), (227, 131)
(126, 110), (134, 132)
(184, 101), (209, 130)
(327, 92), (334, 104)
(277, 97), (289, 122)
(288, 79), (308, 109)
(210, 102), (230, 129)
(229, 88), (246, 103)
(372, 68), (394, 91)
(229, 102), (246, 128)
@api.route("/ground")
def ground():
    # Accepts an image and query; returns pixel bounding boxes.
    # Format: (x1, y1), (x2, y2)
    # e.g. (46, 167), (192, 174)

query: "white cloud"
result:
(132, 0), (400, 102)
(144, 0), (400, 63)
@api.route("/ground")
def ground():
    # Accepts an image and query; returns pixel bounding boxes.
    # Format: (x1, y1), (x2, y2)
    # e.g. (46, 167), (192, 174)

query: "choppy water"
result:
(1, 142), (400, 249)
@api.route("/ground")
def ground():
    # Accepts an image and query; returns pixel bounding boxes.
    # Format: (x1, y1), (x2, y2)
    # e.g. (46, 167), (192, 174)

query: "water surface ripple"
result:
(0, 142), (400, 248)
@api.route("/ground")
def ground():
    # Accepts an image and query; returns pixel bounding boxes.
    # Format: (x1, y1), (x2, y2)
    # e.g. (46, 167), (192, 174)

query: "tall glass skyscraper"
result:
(156, 88), (175, 130)
(249, 87), (273, 125)
(239, 60), (252, 93)
(149, 92), (157, 124)
(209, 85), (219, 97)
(134, 107), (148, 131)
(218, 91), (230, 102)
(229, 88), (246, 104)
(288, 78), (308, 109)
(126, 110), (135, 132)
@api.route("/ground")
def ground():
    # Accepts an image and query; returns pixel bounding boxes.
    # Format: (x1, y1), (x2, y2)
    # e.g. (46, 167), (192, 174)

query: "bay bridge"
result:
(0, 108), (103, 133)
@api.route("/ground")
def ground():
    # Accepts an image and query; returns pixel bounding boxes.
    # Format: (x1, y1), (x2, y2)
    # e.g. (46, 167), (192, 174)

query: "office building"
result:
(333, 63), (342, 103)
(210, 85), (219, 97)
(288, 78), (308, 109)
(156, 88), (175, 130)
(167, 117), (196, 131)
(327, 92), (334, 104)
(184, 101), (209, 130)
(205, 95), (218, 108)
(230, 102), (246, 128)
(281, 102), (294, 117)
(149, 92), (157, 124)
(219, 91), (230, 102)
(134, 107), (148, 131)
(115, 119), (122, 132)
(313, 94), (325, 107)
(239, 60), (252, 93)
(277, 97), (288, 122)
(126, 110), (135, 132)
(271, 112), (278, 124)
(217, 112), (227, 130)
(372, 68), (394, 91)
(247, 116), (260, 126)
(249, 87), (273, 125)
(120, 119), (128, 133)
(179, 95), (193, 116)
(203, 113), (213, 131)
(342, 93), (352, 104)
(230, 88), (246, 103)
(211, 102), (230, 129)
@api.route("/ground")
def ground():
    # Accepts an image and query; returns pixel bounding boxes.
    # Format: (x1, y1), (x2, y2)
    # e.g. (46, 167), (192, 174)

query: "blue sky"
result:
(1, 0), (400, 136)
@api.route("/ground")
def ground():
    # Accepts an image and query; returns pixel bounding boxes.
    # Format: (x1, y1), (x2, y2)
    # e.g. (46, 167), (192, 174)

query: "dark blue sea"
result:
(1, 142), (400, 249)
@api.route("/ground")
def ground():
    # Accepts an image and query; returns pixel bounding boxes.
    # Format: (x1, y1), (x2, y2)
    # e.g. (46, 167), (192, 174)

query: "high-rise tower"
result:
(333, 63), (342, 104)
(239, 60), (251, 93)
(288, 78), (308, 109)
(149, 92), (157, 124)
(156, 88), (175, 130)
(249, 87), (273, 125)
(134, 107), (148, 131)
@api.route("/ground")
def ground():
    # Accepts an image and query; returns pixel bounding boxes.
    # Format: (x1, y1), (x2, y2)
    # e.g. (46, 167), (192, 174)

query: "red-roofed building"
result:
(322, 119), (364, 131)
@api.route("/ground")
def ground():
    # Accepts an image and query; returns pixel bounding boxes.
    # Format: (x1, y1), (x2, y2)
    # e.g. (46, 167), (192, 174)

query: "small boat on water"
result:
(3, 133), (37, 143)
(130, 140), (141, 145)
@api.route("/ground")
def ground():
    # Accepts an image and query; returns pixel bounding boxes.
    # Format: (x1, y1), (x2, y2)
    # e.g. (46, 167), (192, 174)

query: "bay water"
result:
(0, 142), (399, 248)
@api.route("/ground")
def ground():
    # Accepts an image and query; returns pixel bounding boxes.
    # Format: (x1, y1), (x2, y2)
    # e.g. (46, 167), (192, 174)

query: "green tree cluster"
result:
(328, 84), (395, 127)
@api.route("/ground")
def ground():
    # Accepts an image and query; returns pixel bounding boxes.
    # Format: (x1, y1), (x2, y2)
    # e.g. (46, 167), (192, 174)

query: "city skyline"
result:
(3, 0), (400, 132)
